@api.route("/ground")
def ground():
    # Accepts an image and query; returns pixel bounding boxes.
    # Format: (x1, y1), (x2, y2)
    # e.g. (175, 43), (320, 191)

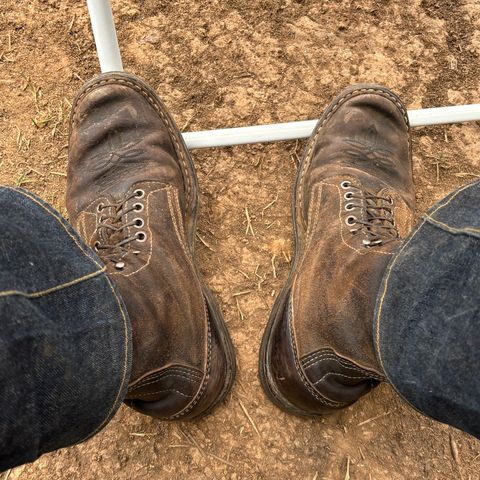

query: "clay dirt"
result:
(0, 0), (479, 479)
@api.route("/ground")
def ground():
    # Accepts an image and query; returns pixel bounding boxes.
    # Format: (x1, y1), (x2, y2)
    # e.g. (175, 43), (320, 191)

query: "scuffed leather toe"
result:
(264, 291), (382, 416)
(125, 364), (204, 418)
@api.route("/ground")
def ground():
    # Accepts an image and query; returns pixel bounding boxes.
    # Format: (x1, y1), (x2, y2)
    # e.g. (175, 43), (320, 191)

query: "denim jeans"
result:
(0, 187), (132, 472)
(0, 180), (478, 472)
(375, 179), (480, 439)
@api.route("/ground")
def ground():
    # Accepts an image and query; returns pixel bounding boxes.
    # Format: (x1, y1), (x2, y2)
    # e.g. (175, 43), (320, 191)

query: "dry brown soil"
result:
(1, 0), (480, 479)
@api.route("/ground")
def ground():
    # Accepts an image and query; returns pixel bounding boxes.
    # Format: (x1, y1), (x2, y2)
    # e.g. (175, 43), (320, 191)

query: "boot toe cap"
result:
(262, 291), (381, 416)
(125, 365), (204, 419)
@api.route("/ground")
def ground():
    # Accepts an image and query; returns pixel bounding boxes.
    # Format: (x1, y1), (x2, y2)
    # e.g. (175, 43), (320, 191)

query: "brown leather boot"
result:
(66, 72), (236, 420)
(259, 85), (415, 416)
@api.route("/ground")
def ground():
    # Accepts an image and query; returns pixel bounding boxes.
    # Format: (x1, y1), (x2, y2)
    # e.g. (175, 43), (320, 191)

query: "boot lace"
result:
(94, 189), (147, 270)
(340, 180), (397, 246)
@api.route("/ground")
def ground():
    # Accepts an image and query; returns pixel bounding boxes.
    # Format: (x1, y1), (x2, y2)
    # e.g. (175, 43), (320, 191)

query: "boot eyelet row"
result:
(133, 218), (144, 228)
(345, 215), (357, 226)
(136, 231), (147, 242)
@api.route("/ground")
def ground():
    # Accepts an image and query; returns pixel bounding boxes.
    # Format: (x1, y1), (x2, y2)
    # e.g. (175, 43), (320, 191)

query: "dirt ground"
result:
(1, 0), (479, 479)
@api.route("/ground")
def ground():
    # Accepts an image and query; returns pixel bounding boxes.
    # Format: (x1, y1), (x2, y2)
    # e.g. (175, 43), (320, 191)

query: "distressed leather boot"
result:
(259, 85), (415, 416)
(67, 73), (236, 420)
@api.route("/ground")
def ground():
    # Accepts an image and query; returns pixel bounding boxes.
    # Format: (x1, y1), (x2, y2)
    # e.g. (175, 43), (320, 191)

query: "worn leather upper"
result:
(262, 86), (415, 415)
(67, 73), (234, 420)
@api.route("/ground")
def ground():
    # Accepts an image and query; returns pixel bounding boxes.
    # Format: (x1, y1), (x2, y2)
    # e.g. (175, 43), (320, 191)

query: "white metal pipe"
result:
(182, 104), (480, 149)
(85, 1), (480, 149)
(87, 0), (123, 73)
(408, 104), (480, 127)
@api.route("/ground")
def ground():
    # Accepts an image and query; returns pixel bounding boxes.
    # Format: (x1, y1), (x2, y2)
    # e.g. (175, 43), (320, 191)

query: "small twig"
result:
(181, 112), (196, 132)
(450, 433), (460, 464)
(344, 457), (350, 480)
(73, 72), (85, 82)
(359, 446), (365, 461)
(238, 399), (261, 437)
(271, 254), (277, 279)
(262, 193), (278, 216)
(196, 232), (215, 252)
(235, 268), (250, 279)
(4, 470), (12, 480)
(232, 290), (253, 297)
(178, 427), (204, 457)
(357, 411), (390, 426)
(207, 452), (235, 468)
(454, 172), (480, 178)
(177, 428), (234, 468)
(245, 207), (255, 237)
(235, 297), (245, 320)
(68, 14), (76, 32)
(28, 167), (45, 177)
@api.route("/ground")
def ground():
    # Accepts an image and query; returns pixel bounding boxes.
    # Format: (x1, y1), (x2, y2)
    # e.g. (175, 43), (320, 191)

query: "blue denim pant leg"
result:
(374, 179), (480, 439)
(0, 187), (132, 471)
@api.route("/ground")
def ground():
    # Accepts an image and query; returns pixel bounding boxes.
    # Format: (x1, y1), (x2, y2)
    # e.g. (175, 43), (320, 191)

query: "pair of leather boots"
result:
(66, 73), (414, 420)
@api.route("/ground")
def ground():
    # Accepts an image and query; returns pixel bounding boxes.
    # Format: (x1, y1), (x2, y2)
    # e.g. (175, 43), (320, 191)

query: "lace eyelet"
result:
(345, 215), (357, 226)
(344, 191), (354, 200)
(93, 241), (100, 252)
(133, 203), (144, 212)
(96, 203), (104, 213)
(345, 202), (355, 211)
(134, 189), (145, 199)
(115, 261), (125, 270)
(340, 180), (351, 189)
(136, 231), (147, 242)
(133, 218), (144, 228)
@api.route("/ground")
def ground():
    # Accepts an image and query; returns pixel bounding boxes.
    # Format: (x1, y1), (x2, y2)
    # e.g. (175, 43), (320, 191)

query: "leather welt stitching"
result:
(298, 87), (410, 214)
(171, 310), (212, 419)
(134, 388), (191, 399)
(302, 350), (368, 368)
(303, 352), (371, 370)
(71, 77), (192, 209)
(288, 296), (346, 407)
(313, 372), (375, 386)
(129, 373), (202, 392)
(302, 354), (384, 381)
(130, 367), (203, 386)
(166, 187), (190, 258)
